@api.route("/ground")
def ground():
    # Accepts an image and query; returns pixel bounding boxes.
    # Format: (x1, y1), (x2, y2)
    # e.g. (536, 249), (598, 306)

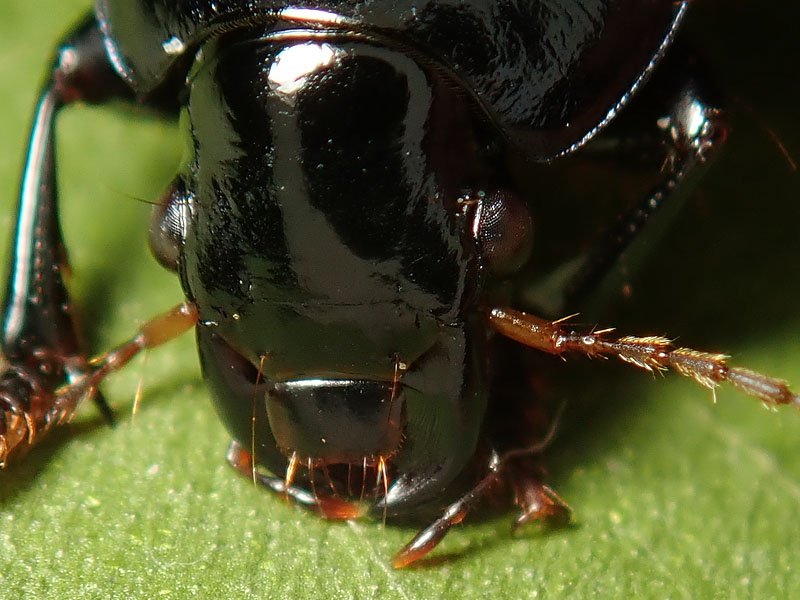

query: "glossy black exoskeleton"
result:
(1, 1), (798, 567)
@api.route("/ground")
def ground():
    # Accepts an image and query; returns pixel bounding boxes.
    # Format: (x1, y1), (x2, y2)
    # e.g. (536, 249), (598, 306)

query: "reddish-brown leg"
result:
(62, 302), (199, 401)
(507, 462), (571, 531)
(490, 307), (800, 408)
(392, 452), (505, 569)
(392, 420), (572, 569)
(395, 303), (800, 568)
(0, 302), (197, 465)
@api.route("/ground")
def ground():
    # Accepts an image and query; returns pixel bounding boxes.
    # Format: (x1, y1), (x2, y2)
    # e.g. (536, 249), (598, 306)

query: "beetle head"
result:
(150, 33), (534, 516)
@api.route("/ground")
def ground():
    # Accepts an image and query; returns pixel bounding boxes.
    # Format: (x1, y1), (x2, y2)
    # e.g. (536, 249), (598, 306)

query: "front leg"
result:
(389, 303), (800, 567)
(0, 14), (137, 465)
(561, 47), (727, 309)
(489, 307), (800, 409)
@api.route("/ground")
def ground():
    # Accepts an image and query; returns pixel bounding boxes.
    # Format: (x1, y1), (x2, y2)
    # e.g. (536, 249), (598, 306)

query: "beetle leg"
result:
(489, 307), (800, 409)
(391, 399), (571, 568)
(565, 64), (727, 307)
(0, 14), (152, 465)
(508, 463), (571, 531)
(58, 302), (198, 404)
(0, 301), (197, 467)
(392, 451), (572, 568)
(392, 452), (504, 569)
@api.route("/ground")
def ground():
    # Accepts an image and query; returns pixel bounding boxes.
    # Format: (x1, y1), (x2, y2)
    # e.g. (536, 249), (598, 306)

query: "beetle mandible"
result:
(0, 0), (797, 567)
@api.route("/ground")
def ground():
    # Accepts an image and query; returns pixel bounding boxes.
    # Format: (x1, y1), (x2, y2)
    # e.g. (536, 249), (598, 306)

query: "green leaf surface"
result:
(1, 3), (799, 599)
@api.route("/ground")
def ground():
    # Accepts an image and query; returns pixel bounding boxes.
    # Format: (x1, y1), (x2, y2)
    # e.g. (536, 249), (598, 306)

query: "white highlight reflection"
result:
(279, 8), (346, 25)
(268, 42), (342, 98)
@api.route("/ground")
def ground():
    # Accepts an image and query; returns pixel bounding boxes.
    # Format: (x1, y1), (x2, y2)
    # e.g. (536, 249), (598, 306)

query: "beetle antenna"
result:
(320, 461), (338, 496)
(389, 355), (405, 424)
(359, 457), (367, 505)
(378, 456), (389, 525)
(250, 354), (268, 486)
(131, 351), (149, 421)
(308, 457), (319, 506)
(734, 98), (797, 171)
(115, 191), (162, 207)
(502, 399), (568, 463)
(764, 124), (797, 171)
(284, 451), (299, 498)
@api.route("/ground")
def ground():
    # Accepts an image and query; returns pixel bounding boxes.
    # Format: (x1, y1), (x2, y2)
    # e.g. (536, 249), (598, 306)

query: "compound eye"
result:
(474, 189), (534, 276)
(149, 178), (191, 271)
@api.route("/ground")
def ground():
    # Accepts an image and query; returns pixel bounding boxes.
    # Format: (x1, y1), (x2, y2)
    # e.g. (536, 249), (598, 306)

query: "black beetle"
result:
(0, 0), (797, 569)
